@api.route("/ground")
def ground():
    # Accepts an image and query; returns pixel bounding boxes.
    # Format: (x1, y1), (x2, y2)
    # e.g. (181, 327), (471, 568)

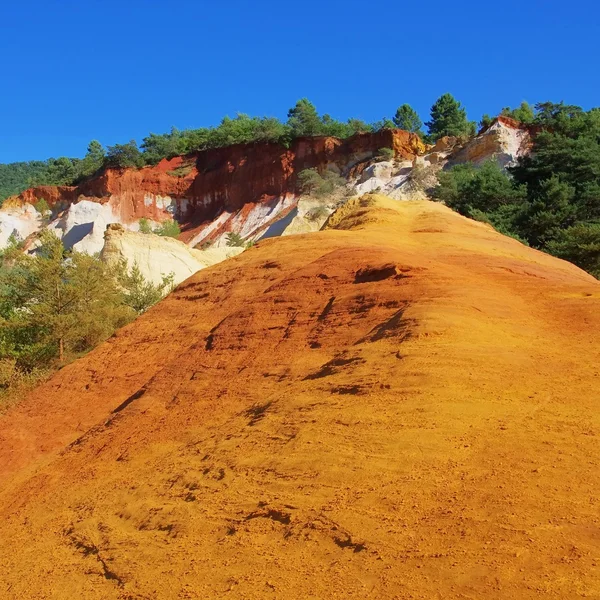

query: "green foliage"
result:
(167, 164), (194, 178)
(433, 161), (526, 215)
(117, 262), (174, 314)
(426, 93), (476, 141)
(372, 118), (396, 131)
(433, 103), (600, 277)
(305, 205), (329, 222)
(105, 140), (144, 169)
(33, 198), (50, 216)
(141, 127), (187, 165)
(479, 114), (494, 130)
(0, 145), (103, 202)
(138, 218), (153, 234)
(138, 218), (181, 238)
(393, 104), (423, 134)
(77, 140), (106, 180)
(0, 232), (171, 406)
(287, 99), (323, 137)
(0, 231), (135, 369)
(376, 147), (394, 161)
(297, 169), (323, 195)
(153, 220), (181, 238)
(0, 97), (426, 198)
(501, 101), (535, 124)
(546, 223), (600, 277)
(226, 232), (245, 247)
(297, 168), (345, 197)
(347, 119), (373, 134)
(0, 161), (50, 203)
(40, 157), (79, 186)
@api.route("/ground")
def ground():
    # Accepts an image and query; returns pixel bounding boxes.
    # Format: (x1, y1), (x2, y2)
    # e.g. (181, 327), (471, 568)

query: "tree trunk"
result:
(59, 337), (64, 363)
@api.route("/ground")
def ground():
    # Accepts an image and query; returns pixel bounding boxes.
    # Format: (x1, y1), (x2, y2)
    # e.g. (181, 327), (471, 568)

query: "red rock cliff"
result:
(6, 130), (425, 238)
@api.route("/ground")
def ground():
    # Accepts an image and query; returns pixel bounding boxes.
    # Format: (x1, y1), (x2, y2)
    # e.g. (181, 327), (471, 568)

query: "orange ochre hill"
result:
(0, 196), (599, 599)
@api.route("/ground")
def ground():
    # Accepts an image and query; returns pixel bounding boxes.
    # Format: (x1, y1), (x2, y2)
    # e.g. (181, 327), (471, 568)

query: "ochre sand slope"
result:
(0, 197), (599, 599)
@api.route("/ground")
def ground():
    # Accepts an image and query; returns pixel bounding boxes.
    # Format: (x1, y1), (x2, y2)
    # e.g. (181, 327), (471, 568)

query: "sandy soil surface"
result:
(0, 196), (598, 599)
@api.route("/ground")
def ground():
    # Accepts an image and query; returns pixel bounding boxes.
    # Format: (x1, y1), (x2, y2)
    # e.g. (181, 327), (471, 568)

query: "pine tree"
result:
(501, 101), (535, 124)
(287, 99), (323, 136)
(393, 104), (423, 134)
(105, 140), (144, 169)
(79, 140), (106, 178)
(426, 93), (476, 141)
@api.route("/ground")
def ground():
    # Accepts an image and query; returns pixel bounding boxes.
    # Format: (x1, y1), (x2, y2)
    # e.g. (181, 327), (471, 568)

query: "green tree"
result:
(347, 119), (373, 134)
(297, 168), (323, 195)
(141, 127), (186, 165)
(501, 101), (535, 124)
(78, 140), (106, 179)
(117, 262), (174, 314)
(320, 114), (354, 138)
(138, 218), (153, 234)
(105, 140), (145, 169)
(433, 160), (526, 216)
(479, 114), (494, 130)
(372, 118), (396, 131)
(0, 231), (133, 365)
(547, 223), (600, 277)
(41, 157), (78, 186)
(287, 99), (323, 137)
(297, 168), (345, 197)
(426, 93), (476, 141)
(393, 104), (423, 134)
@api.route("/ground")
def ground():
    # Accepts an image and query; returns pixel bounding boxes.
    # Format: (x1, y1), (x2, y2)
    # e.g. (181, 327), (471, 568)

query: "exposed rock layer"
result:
(0, 119), (531, 255)
(100, 224), (244, 286)
(0, 197), (598, 599)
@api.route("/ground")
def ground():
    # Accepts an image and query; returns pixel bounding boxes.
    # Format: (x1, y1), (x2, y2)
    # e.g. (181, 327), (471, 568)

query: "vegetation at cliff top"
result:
(0, 95), (474, 201)
(432, 102), (600, 277)
(0, 233), (173, 409)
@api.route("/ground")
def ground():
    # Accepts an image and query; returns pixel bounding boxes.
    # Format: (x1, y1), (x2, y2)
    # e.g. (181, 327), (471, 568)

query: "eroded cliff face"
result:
(2, 130), (424, 248)
(449, 116), (534, 167)
(0, 119), (530, 256)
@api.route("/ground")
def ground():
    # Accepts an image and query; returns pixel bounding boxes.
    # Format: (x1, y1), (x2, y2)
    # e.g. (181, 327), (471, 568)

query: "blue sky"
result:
(1, 0), (598, 163)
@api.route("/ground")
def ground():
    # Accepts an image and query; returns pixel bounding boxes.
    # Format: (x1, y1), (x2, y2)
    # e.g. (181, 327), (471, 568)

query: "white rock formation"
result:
(0, 204), (42, 247)
(100, 224), (243, 286)
(351, 118), (531, 200)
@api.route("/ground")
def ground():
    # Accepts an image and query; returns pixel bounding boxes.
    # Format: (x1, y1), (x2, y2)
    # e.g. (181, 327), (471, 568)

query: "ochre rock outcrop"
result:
(0, 196), (598, 599)
(5, 130), (425, 247)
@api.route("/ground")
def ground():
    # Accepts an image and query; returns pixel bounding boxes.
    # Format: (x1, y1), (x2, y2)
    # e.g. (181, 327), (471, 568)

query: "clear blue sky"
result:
(1, 0), (598, 163)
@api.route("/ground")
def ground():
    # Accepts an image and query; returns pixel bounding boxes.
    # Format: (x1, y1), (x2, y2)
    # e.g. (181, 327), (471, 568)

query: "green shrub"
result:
(167, 164), (194, 178)
(138, 218), (153, 234)
(305, 205), (329, 222)
(226, 232), (245, 247)
(297, 168), (345, 197)
(33, 198), (50, 216)
(153, 220), (181, 238)
(376, 147), (394, 161)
